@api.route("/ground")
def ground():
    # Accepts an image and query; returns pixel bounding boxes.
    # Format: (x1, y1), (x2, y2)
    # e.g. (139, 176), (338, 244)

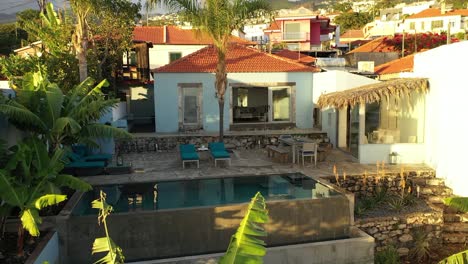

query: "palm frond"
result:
(52, 117), (82, 135)
(92, 237), (125, 264)
(220, 192), (268, 264)
(0, 170), (27, 207)
(0, 102), (46, 131)
(82, 123), (132, 139)
(438, 249), (468, 264)
(20, 208), (42, 237)
(34, 194), (67, 210)
(44, 85), (64, 126)
(54, 174), (92, 192)
(443, 197), (468, 213)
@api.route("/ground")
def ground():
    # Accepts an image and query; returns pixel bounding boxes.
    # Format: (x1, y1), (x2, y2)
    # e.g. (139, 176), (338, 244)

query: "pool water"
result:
(73, 173), (341, 215)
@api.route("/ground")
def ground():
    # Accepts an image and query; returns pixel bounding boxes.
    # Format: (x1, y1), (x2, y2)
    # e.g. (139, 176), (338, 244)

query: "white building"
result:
(403, 7), (468, 34)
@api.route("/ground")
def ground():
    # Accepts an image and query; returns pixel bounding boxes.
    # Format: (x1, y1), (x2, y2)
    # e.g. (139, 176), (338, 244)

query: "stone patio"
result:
(81, 148), (432, 185)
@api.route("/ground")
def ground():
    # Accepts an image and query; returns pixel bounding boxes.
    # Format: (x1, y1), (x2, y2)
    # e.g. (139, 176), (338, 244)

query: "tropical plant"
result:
(0, 70), (131, 150)
(0, 138), (92, 256)
(375, 245), (400, 264)
(91, 190), (125, 264)
(219, 192), (269, 264)
(382, 33), (459, 56)
(154, 0), (271, 141)
(439, 249), (468, 264)
(410, 227), (431, 263)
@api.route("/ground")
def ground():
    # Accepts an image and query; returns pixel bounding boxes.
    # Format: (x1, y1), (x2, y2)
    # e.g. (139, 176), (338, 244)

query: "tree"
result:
(333, 2), (352, 12)
(0, 24), (28, 55)
(86, 0), (141, 90)
(0, 70), (131, 150)
(0, 138), (91, 256)
(153, 0), (271, 141)
(334, 12), (373, 33)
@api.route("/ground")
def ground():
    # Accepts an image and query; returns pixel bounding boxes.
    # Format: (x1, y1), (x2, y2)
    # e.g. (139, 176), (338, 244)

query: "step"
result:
(443, 222), (468, 232)
(419, 186), (453, 196)
(444, 213), (468, 223)
(412, 177), (445, 187)
(442, 233), (467, 244)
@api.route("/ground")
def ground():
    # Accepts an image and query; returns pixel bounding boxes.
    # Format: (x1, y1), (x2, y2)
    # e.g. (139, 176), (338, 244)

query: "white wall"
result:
(413, 41), (468, 196)
(149, 44), (207, 70)
(313, 71), (380, 147)
(359, 143), (426, 164)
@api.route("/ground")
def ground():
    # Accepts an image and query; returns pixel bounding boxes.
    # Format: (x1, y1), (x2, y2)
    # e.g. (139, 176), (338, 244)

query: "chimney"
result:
(163, 25), (167, 43)
(441, 0), (446, 14)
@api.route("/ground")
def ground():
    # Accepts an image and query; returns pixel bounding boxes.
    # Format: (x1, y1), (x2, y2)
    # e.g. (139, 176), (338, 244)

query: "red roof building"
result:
(273, 49), (316, 65)
(153, 44), (320, 73)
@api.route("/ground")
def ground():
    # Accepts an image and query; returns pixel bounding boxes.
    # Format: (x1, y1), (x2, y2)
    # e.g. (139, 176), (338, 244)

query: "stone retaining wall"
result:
(116, 133), (327, 153)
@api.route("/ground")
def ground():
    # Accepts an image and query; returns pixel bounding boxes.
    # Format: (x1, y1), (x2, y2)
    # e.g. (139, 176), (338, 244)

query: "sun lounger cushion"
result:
(211, 150), (230, 158)
(65, 161), (105, 168)
(81, 153), (113, 162)
(181, 152), (199, 160)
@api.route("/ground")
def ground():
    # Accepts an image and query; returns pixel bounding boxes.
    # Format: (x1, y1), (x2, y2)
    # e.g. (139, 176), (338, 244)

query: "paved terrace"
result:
(81, 148), (433, 185)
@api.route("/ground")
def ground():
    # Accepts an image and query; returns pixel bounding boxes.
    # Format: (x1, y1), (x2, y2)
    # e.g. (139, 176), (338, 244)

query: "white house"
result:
(318, 41), (468, 196)
(404, 7), (468, 34)
(152, 44), (320, 133)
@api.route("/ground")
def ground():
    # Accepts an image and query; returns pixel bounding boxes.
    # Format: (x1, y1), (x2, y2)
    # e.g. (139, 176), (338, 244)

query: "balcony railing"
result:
(282, 32), (310, 41)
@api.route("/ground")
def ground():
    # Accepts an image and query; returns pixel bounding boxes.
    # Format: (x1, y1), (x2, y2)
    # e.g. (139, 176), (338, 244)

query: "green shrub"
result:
(375, 245), (400, 264)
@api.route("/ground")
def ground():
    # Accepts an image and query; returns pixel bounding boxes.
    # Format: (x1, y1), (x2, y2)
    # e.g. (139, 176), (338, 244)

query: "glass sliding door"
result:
(347, 106), (359, 158)
(271, 87), (290, 122)
(183, 87), (199, 125)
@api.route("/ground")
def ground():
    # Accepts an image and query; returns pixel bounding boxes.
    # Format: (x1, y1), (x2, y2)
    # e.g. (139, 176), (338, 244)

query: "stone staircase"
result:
(412, 175), (468, 245)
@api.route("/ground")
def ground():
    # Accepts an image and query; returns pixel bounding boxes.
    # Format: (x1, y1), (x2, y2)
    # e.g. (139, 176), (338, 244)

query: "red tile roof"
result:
(407, 8), (468, 19)
(274, 49), (316, 64)
(340, 29), (364, 39)
(348, 36), (396, 53)
(132, 26), (253, 45)
(153, 44), (320, 73)
(264, 21), (281, 32)
(374, 54), (414, 74)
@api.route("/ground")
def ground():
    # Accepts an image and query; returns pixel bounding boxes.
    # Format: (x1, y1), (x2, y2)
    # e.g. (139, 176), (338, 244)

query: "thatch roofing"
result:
(316, 78), (429, 109)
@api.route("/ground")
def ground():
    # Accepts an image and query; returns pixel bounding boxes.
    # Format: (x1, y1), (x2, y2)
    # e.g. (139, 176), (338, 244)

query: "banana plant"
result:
(0, 138), (92, 256)
(91, 190), (125, 264)
(220, 192), (269, 264)
(438, 197), (468, 263)
(0, 69), (131, 150)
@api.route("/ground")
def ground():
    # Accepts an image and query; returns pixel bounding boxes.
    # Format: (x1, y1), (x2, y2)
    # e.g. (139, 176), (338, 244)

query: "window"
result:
(420, 22), (425, 31)
(284, 23), (301, 40)
(237, 88), (248, 107)
(431, 20), (443, 29)
(169, 52), (182, 63)
(409, 22), (415, 30)
(365, 93), (425, 144)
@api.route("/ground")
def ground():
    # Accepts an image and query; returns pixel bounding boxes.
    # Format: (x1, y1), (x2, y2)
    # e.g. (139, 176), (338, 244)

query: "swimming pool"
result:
(72, 173), (342, 215)
(65, 173), (352, 263)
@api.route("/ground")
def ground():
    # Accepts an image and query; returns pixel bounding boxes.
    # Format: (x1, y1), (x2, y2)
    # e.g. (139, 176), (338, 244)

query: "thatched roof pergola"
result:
(316, 78), (429, 109)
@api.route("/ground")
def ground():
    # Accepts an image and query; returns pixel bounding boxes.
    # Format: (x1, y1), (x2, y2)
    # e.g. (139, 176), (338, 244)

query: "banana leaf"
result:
(443, 197), (468, 213)
(219, 192), (268, 264)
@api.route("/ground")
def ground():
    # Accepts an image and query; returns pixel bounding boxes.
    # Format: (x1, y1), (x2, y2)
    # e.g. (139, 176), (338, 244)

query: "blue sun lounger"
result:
(208, 142), (231, 167)
(179, 144), (199, 169)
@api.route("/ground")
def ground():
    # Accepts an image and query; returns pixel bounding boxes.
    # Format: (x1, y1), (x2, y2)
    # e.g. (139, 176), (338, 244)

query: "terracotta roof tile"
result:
(153, 44), (320, 73)
(264, 21), (281, 32)
(348, 36), (396, 53)
(407, 8), (468, 19)
(132, 26), (253, 45)
(274, 49), (316, 64)
(340, 29), (365, 39)
(374, 54), (414, 74)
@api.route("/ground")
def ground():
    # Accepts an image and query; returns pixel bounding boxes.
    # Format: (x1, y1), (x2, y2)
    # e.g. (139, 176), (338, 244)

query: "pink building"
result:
(264, 7), (336, 51)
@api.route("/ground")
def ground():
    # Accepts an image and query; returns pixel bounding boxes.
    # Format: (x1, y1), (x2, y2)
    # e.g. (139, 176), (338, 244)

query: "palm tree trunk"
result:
(17, 225), (24, 256)
(75, 14), (88, 82)
(215, 48), (227, 142)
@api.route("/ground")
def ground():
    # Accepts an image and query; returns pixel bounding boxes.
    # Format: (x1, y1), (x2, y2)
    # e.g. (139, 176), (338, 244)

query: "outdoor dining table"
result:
(278, 137), (316, 164)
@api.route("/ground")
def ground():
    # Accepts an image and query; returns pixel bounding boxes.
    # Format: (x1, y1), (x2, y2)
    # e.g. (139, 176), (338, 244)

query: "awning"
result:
(316, 78), (429, 109)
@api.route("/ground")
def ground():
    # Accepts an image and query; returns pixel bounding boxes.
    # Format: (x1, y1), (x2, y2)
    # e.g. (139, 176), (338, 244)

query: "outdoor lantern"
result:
(389, 152), (399, 165)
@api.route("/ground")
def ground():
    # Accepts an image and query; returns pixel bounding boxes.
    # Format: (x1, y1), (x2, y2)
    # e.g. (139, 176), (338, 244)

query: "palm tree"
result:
(0, 70), (131, 150)
(150, 0), (271, 141)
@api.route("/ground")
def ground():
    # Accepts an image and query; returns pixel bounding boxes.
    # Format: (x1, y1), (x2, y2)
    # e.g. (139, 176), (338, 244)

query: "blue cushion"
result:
(181, 152), (199, 160)
(67, 152), (82, 162)
(65, 161), (105, 168)
(72, 144), (88, 157)
(209, 142), (225, 151)
(180, 144), (196, 153)
(82, 154), (113, 162)
(211, 150), (230, 159)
